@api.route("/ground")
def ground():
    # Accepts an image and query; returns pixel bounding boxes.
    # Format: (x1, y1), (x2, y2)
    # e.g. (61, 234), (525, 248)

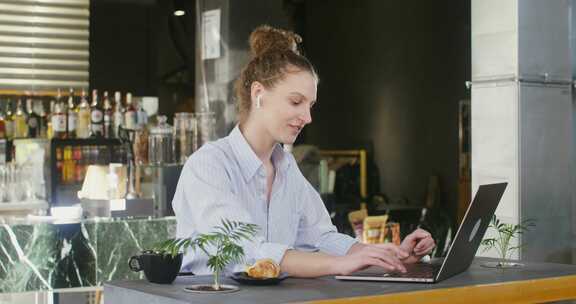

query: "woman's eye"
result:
(291, 99), (301, 105)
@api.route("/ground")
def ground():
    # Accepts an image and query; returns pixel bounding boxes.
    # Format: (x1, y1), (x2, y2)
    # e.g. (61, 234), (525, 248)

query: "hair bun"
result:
(249, 25), (302, 58)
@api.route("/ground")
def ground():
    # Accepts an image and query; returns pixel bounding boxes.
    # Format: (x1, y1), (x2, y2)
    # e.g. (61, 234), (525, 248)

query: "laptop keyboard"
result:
(387, 263), (438, 278)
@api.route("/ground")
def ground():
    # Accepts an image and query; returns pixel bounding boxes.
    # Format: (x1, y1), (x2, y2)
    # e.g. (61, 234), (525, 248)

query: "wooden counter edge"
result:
(303, 274), (576, 304)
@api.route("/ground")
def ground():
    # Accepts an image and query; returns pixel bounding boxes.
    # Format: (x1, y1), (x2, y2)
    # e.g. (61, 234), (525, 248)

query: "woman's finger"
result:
(371, 243), (409, 259)
(366, 257), (397, 273)
(415, 237), (435, 252)
(415, 243), (435, 256)
(420, 238), (436, 251)
(371, 251), (407, 273)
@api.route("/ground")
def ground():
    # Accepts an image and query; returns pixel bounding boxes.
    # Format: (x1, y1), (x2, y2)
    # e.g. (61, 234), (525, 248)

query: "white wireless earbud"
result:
(256, 95), (262, 109)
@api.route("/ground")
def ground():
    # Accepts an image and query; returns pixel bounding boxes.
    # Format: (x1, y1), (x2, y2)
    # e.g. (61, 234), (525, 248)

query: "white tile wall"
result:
(472, 82), (519, 222)
(472, 0), (518, 80)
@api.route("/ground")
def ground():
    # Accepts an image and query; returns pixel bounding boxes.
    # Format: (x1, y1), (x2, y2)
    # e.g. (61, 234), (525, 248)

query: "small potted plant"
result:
(154, 219), (259, 293)
(481, 215), (535, 268)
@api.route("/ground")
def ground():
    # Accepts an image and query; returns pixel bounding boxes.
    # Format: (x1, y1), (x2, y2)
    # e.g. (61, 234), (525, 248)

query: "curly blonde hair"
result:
(234, 25), (318, 123)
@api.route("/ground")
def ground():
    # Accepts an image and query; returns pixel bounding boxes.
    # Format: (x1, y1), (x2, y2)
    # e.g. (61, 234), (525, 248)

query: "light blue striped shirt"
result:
(172, 126), (357, 274)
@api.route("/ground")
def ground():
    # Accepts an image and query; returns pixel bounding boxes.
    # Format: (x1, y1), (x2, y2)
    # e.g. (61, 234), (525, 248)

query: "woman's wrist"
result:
(328, 255), (345, 275)
(346, 242), (365, 255)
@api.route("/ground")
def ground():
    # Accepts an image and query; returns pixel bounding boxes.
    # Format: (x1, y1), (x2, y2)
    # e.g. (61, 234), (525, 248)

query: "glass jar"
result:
(133, 128), (149, 165)
(148, 115), (174, 165)
(173, 112), (198, 164)
(196, 112), (216, 147)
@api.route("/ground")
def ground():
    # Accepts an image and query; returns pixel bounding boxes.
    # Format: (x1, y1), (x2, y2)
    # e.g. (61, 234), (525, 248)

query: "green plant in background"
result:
(154, 219), (259, 290)
(481, 215), (535, 264)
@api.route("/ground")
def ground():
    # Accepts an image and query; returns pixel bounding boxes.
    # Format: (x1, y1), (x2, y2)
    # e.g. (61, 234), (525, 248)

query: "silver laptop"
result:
(335, 182), (508, 283)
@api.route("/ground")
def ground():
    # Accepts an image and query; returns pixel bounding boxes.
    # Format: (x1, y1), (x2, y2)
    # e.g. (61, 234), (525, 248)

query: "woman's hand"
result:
(399, 228), (436, 264)
(335, 243), (409, 275)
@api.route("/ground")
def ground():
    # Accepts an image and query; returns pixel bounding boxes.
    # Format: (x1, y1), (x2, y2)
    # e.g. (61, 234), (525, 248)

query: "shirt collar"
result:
(228, 125), (291, 183)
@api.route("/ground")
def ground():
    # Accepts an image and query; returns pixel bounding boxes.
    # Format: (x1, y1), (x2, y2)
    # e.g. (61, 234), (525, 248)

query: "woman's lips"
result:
(289, 124), (302, 133)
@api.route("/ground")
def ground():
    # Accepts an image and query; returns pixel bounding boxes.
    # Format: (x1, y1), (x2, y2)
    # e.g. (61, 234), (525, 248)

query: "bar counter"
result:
(104, 258), (576, 303)
(0, 216), (176, 293)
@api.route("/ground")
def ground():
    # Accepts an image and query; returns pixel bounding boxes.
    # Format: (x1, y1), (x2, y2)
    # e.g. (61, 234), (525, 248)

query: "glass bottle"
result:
(112, 91), (124, 137)
(63, 145), (75, 184)
(38, 101), (48, 139)
(134, 123), (149, 165)
(174, 112), (198, 164)
(103, 91), (113, 138)
(124, 92), (137, 130)
(67, 88), (77, 138)
(56, 147), (63, 183)
(76, 89), (90, 138)
(26, 98), (40, 138)
(51, 99), (67, 139)
(46, 100), (55, 139)
(73, 146), (84, 183)
(90, 89), (104, 137)
(13, 99), (28, 138)
(148, 115), (174, 165)
(4, 101), (13, 140)
(137, 100), (148, 129)
(0, 103), (5, 139)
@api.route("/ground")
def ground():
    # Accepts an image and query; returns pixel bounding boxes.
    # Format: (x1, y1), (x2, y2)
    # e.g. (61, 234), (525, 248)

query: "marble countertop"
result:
(0, 214), (175, 226)
(0, 216), (176, 293)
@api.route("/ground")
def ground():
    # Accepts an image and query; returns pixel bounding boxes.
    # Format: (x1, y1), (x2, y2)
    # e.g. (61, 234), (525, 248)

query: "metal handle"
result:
(128, 256), (142, 272)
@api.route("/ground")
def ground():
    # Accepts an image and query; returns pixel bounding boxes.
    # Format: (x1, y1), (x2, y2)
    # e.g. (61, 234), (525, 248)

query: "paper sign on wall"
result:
(202, 9), (221, 60)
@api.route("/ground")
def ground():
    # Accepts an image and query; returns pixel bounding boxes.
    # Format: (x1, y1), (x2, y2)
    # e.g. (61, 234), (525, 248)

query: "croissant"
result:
(246, 258), (280, 279)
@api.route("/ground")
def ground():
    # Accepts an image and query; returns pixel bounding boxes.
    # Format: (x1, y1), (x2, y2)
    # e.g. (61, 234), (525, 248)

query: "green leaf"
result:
(175, 219), (260, 276)
(481, 215), (536, 260)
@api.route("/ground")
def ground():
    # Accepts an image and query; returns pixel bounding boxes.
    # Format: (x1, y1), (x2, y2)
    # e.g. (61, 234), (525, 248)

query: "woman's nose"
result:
(301, 108), (312, 124)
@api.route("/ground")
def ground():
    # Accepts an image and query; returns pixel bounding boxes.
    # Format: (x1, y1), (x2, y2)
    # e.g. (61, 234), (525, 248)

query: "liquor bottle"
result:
(103, 91), (113, 138)
(112, 91), (124, 137)
(38, 101), (48, 138)
(76, 89), (90, 138)
(26, 98), (40, 138)
(13, 99), (28, 138)
(0, 105), (5, 139)
(124, 92), (137, 130)
(67, 88), (77, 138)
(4, 101), (14, 140)
(63, 145), (75, 184)
(52, 99), (67, 139)
(136, 99), (148, 129)
(55, 147), (63, 183)
(73, 146), (84, 183)
(46, 100), (55, 139)
(90, 89), (104, 137)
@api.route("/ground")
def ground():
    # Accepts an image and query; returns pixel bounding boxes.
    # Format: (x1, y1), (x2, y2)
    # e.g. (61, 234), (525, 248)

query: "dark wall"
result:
(302, 0), (470, 218)
(90, 0), (195, 116)
(156, 0), (195, 116)
(89, 0), (157, 95)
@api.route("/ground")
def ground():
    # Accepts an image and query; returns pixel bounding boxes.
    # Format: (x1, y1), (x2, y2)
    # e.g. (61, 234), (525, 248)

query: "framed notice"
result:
(202, 9), (221, 60)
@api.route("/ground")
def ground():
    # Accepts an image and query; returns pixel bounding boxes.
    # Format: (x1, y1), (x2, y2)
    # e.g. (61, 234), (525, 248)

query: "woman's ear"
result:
(250, 81), (265, 108)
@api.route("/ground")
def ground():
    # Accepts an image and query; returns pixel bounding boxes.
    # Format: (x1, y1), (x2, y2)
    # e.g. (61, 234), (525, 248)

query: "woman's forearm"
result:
(279, 250), (339, 277)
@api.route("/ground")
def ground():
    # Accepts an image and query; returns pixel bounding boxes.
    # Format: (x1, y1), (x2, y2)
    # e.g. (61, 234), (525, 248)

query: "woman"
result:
(172, 25), (435, 277)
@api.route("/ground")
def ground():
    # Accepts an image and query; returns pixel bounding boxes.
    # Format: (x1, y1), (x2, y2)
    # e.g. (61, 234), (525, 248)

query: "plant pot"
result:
(183, 284), (240, 294)
(129, 251), (183, 284)
(481, 261), (524, 269)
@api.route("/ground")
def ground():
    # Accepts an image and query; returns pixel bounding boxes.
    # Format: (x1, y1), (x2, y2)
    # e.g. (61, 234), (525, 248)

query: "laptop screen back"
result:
(435, 182), (508, 282)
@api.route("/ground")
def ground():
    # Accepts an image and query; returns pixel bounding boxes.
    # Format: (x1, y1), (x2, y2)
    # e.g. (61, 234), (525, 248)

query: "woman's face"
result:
(255, 69), (317, 145)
